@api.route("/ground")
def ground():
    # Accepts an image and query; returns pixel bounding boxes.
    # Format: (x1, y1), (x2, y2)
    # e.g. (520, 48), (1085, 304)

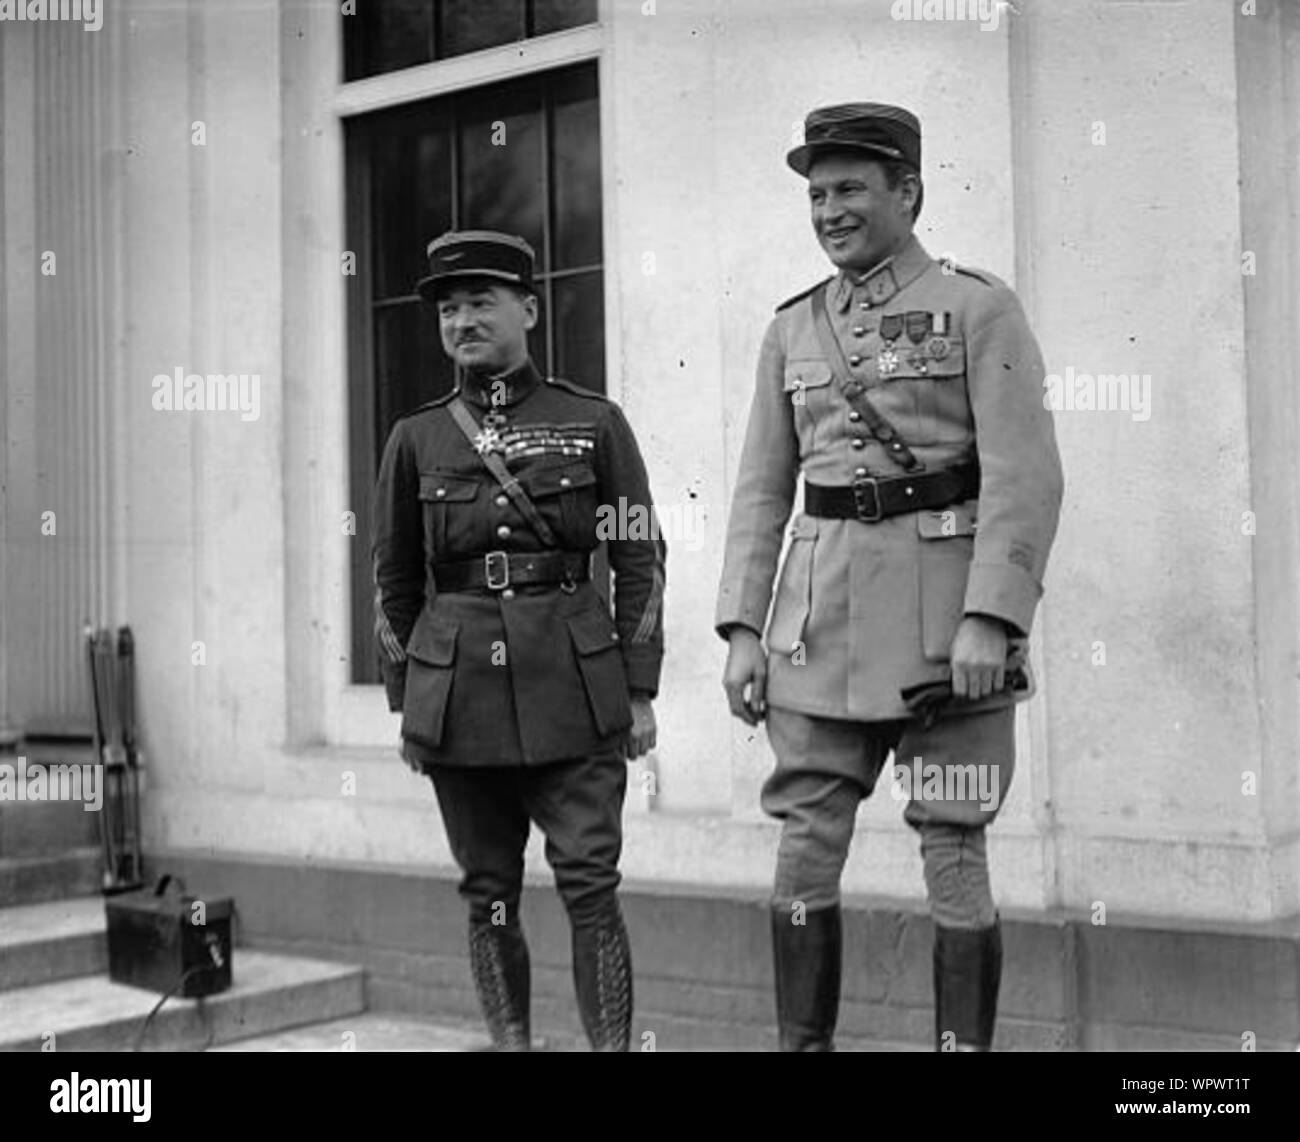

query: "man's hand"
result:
(626, 696), (657, 760)
(722, 627), (768, 725)
(949, 615), (1008, 701)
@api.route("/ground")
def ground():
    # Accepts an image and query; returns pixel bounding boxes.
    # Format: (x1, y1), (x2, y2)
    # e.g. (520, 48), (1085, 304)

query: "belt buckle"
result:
(484, 550), (510, 590)
(852, 476), (883, 523)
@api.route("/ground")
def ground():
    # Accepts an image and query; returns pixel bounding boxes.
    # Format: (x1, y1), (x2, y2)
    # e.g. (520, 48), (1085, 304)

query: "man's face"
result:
(436, 280), (537, 374)
(807, 153), (917, 274)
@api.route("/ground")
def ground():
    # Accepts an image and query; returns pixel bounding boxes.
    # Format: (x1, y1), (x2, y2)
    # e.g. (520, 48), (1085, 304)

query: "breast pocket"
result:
(782, 359), (834, 445)
(419, 472), (479, 557)
(888, 336), (970, 446)
(401, 616), (459, 749)
(521, 459), (599, 546)
(916, 502), (976, 661)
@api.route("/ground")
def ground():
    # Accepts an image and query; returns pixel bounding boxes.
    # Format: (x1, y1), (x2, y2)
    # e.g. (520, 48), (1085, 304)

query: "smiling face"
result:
(807, 152), (919, 275)
(436, 280), (538, 375)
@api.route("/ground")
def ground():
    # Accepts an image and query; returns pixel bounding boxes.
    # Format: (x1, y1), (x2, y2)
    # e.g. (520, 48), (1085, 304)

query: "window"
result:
(344, 62), (604, 681)
(343, 0), (598, 81)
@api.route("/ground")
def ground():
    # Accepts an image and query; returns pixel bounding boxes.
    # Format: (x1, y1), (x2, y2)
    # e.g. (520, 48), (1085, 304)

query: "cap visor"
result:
(417, 269), (529, 302)
(787, 140), (910, 177)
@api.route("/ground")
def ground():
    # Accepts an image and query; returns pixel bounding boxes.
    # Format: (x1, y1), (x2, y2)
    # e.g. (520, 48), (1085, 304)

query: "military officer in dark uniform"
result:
(372, 230), (665, 1051)
(717, 105), (1063, 1051)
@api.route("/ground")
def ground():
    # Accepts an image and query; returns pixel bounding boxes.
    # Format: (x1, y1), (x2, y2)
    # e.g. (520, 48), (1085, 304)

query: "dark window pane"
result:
(459, 98), (545, 270)
(533, 0), (598, 36)
(551, 271), (604, 390)
(344, 0), (434, 82)
(371, 125), (454, 299)
(551, 75), (601, 269)
(439, 0), (525, 58)
(374, 301), (453, 441)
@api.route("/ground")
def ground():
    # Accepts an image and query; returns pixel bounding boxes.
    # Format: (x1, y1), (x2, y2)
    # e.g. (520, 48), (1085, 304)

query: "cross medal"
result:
(473, 411), (508, 456)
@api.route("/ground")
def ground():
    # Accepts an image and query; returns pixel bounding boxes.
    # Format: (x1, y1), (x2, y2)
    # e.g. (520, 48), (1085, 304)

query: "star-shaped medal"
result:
(878, 346), (900, 376)
(473, 425), (503, 456)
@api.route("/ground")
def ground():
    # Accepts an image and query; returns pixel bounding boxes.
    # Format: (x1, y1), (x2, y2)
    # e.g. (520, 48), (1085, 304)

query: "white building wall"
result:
(5, 0), (1293, 922)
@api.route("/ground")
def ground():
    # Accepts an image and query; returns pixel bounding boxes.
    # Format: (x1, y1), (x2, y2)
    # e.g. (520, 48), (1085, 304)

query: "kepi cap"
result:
(787, 102), (921, 177)
(417, 230), (536, 302)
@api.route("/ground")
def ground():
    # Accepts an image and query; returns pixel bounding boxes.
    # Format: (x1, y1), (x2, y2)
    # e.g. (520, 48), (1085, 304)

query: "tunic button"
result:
(501, 588), (515, 600)
(859, 301), (872, 311)
(852, 326), (866, 337)
(435, 488), (446, 499)
(854, 467), (868, 477)
(851, 438), (866, 450)
(494, 494), (509, 508)
(848, 411), (862, 423)
(496, 525), (511, 540)
(559, 476), (572, 489)
(848, 355), (862, 366)
(611, 631), (619, 642)
(891, 442), (903, 452)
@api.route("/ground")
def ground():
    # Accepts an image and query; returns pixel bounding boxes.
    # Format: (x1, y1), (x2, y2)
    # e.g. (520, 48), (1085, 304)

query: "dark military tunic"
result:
(372, 360), (665, 767)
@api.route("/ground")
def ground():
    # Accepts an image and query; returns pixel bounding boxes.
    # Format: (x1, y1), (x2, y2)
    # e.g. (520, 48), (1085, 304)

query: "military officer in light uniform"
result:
(373, 231), (665, 1051)
(717, 105), (1063, 1051)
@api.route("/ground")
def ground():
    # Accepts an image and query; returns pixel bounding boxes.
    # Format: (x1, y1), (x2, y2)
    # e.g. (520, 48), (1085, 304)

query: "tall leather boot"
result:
(572, 899), (633, 1051)
(469, 920), (532, 1051)
(933, 920), (1002, 1051)
(771, 903), (841, 1051)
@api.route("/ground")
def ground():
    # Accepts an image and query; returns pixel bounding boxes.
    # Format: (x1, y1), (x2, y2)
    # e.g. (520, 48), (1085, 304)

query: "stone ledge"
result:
(149, 848), (1300, 1051)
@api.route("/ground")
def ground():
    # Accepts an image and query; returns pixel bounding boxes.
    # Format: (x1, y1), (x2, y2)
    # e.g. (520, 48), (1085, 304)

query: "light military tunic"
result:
(716, 235), (1064, 722)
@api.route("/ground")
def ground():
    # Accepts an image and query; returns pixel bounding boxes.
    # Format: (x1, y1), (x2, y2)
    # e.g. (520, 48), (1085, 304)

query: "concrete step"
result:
(0, 950), (365, 1051)
(0, 896), (106, 991)
(0, 797), (101, 859)
(0, 849), (102, 907)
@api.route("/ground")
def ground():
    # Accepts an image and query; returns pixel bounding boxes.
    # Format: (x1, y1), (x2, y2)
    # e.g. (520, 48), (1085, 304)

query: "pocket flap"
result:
(419, 472), (479, 503)
(567, 609), (621, 656)
(783, 360), (833, 392)
(522, 460), (597, 498)
(889, 337), (965, 380)
(405, 617), (459, 666)
(917, 501), (977, 539)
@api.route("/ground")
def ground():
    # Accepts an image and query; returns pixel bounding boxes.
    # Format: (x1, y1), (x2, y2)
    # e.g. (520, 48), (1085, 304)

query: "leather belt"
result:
(805, 461), (979, 524)
(434, 550), (590, 593)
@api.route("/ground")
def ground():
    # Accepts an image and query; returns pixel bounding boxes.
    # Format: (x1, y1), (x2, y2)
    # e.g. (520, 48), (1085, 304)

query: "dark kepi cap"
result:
(787, 103), (921, 177)
(417, 229), (536, 302)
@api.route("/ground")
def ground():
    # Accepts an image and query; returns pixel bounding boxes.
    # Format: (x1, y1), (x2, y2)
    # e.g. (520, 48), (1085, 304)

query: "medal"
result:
(904, 311), (932, 344)
(928, 336), (950, 360)
(878, 313), (903, 377)
(473, 411), (508, 456)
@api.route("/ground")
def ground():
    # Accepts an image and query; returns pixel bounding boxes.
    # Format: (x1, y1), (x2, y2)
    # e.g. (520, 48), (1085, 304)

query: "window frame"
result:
(330, 17), (616, 743)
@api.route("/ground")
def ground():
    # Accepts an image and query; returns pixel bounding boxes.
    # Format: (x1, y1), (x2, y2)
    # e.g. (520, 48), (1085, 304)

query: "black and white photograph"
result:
(0, 0), (1295, 1116)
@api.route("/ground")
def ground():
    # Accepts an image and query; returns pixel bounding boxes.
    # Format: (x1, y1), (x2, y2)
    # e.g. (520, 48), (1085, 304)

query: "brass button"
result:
(852, 326), (866, 337)
(435, 488), (446, 499)
(859, 301), (872, 311)
(851, 438), (866, 450)
(848, 411), (861, 423)
(904, 486), (914, 497)
(854, 466), (868, 477)
(494, 494), (508, 508)
(496, 525), (511, 540)
(501, 588), (515, 600)
(610, 631), (619, 642)
(891, 442), (903, 452)
(559, 476), (572, 489)
(848, 354), (862, 366)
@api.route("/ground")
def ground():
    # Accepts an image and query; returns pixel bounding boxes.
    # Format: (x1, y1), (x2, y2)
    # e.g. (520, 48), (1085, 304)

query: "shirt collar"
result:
(831, 234), (933, 314)
(458, 358), (542, 410)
